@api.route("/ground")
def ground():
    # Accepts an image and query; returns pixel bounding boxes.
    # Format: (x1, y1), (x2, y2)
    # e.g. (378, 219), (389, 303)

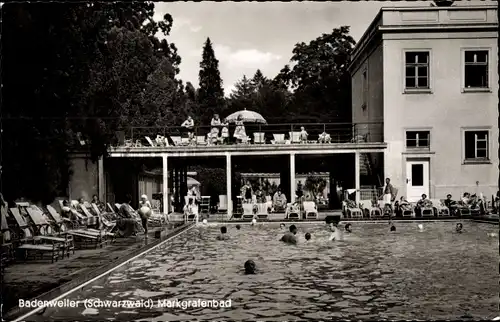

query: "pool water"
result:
(28, 222), (498, 321)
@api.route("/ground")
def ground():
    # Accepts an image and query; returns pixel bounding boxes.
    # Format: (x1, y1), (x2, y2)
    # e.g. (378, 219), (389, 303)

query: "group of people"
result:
(181, 114), (247, 145)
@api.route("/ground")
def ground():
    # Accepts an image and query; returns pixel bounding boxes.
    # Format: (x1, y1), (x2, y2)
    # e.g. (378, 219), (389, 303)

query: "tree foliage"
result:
(1, 2), (182, 203)
(197, 37), (225, 124)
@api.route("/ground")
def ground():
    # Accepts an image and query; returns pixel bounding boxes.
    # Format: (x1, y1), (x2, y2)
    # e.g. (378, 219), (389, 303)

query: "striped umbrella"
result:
(225, 109), (267, 124)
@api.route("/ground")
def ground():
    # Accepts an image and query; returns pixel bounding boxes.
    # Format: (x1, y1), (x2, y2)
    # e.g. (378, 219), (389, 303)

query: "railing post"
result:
(355, 151), (361, 204)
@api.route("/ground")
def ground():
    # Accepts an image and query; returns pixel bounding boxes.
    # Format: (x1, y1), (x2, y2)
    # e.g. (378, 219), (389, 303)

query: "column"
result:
(355, 151), (361, 203)
(98, 156), (105, 202)
(162, 155), (169, 214)
(290, 153), (296, 203)
(226, 153), (233, 218)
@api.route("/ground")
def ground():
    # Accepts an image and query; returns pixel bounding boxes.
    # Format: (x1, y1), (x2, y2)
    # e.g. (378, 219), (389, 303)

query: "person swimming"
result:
(202, 219), (208, 225)
(235, 224), (241, 230)
(217, 226), (229, 240)
(345, 223), (352, 233)
(281, 225), (298, 244)
(244, 260), (256, 274)
(456, 223), (463, 233)
(305, 232), (311, 241)
(418, 224), (424, 231)
(329, 224), (343, 241)
(280, 223), (286, 230)
(390, 225), (396, 232)
(251, 218), (257, 226)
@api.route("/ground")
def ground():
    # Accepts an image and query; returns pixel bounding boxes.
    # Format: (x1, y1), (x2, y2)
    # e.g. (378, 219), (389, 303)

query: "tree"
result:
(1, 2), (182, 203)
(277, 26), (356, 122)
(198, 37), (225, 124)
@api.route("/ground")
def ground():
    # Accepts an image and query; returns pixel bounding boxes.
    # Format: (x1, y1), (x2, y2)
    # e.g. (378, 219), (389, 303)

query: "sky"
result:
(153, 1), (496, 96)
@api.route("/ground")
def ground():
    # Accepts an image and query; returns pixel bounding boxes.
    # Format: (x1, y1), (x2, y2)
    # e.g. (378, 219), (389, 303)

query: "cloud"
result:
(214, 45), (282, 69)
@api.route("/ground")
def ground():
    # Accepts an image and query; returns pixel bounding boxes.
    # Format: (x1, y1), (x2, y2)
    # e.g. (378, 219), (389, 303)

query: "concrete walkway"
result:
(2, 223), (190, 319)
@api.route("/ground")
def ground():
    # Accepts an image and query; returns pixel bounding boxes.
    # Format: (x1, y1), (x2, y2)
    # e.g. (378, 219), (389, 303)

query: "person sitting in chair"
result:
(211, 114), (221, 135)
(273, 188), (287, 212)
(397, 196), (411, 215)
(415, 194), (432, 217)
(444, 194), (458, 215)
(181, 116), (195, 142)
(183, 198), (198, 220)
(318, 132), (331, 143)
(220, 119), (229, 144)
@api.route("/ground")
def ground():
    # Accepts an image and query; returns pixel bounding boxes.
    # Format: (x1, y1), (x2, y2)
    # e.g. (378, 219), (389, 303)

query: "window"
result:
(464, 130), (489, 161)
(405, 51), (430, 89)
(406, 131), (430, 148)
(464, 50), (488, 88)
(362, 70), (368, 109)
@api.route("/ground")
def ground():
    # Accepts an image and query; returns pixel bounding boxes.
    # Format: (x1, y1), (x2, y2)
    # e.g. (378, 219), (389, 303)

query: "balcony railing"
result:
(113, 122), (383, 148)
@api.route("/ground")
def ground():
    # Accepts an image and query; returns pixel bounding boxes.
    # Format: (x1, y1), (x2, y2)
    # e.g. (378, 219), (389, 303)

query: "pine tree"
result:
(198, 37), (225, 124)
(230, 75), (254, 101)
(251, 69), (268, 91)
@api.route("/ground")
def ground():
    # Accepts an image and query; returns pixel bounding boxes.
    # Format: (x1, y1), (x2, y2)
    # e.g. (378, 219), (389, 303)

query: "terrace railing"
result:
(113, 121), (384, 148)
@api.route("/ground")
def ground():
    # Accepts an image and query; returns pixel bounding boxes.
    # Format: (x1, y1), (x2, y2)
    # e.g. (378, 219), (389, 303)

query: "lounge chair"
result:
(45, 205), (72, 233)
(145, 136), (156, 147)
(107, 203), (116, 213)
(303, 201), (318, 220)
(400, 203), (415, 218)
(359, 200), (381, 218)
(218, 195), (228, 214)
(58, 200), (88, 227)
(170, 136), (182, 146)
(289, 132), (301, 144)
(242, 204), (255, 220)
(421, 202), (435, 217)
(255, 202), (270, 220)
(90, 204), (117, 231)
(9, 208), (70, 260)
(22, 206), (52, 236)
(271, 134), (285, 144)
(184, 205), (198, 222)
(343, 200), (363, 218)
(196, 136), (207, 145)
(77, 204), (99, 227)
(253, 132), (265, 144)
(430, 199), (450, 216)
(231, 196), (243, 219)
(286, 203), (301, 220)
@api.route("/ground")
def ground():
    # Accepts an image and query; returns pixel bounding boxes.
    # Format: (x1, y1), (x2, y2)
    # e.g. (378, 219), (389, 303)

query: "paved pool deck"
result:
(2, 223), (192, 320)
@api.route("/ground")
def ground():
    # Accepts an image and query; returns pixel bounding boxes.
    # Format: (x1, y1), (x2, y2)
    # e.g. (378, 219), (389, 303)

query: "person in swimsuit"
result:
(345, 223), (352, 233)
(217, 226), (229, 240)
(305, 232), (311, 241)
(244, 260), (256, 274)
(281, 225), (298, 244)
(456, 223), (463, 233)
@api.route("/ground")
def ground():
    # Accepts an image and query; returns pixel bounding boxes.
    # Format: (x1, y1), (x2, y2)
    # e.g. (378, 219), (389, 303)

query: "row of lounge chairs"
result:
(343, 198), (477, 218)
(133, 131), (363, 148)
(0, 201), (140, 267)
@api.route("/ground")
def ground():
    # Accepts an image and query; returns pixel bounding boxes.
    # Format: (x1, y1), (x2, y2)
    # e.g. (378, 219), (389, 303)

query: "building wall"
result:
(351, 43), (384, 143)
(383, 33), (499, 199)
(69, 155), (98, 201)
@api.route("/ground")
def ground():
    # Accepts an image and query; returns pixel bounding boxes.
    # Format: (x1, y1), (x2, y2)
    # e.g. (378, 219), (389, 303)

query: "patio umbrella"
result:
(225, 108), (267, 124)
(187, 177), (200, 187)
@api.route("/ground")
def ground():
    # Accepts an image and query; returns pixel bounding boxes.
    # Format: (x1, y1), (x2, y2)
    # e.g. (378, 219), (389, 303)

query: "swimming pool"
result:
(23, 221), (498, 321)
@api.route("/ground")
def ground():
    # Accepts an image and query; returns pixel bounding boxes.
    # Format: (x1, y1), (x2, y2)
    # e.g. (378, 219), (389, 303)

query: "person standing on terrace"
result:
(181, 116), (195, 141)
(233, 115), (247, 143)
(221, 119), (229, 144)
(299, 126), (308, 143)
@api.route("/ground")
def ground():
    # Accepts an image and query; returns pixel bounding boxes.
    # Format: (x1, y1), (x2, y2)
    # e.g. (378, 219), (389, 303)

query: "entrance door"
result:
(406, 161), (429, 202)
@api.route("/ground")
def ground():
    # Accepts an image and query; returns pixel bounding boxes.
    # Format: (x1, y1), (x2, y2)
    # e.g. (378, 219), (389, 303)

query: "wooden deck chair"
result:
(22, 208), (74, 257)
(303, 201), (318, 220)
(242, 204), (255, 220)
(184, 205), (198, 222)
(91, 204), (117, 230)
(78, 204), (99, 227)
(458, 205), (471, 217)
(232, 196), (243, 219)
(25, 207), (52, 235)
(58, 200), (88, 227)
(9, 208), (63, 262)
(431, 199), (450, 216)
(288, 132), (301, 144)
(45, 205), (72, 233)
(145, 136), (156, 147)
(107, 203), (116, 213)
(170, 136), (182, 146)
(286, 203), (301, 220)
(200, 196), (210, 214)
(196, 136), (207, 145)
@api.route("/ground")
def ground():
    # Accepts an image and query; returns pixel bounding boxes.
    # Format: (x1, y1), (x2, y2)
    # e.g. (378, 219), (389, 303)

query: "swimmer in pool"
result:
(390, 225), (396, 232)
(217, 226), (229, 240)
(456, 223), (463, 233)
(345, 223), (352, 233)
(280, 223), (286, 230)
(244, 260), (256, 274)
(281, 224), (298, 244)
(305, 232), (311, 241)
(329, 224), (343, 241)
(235, 224), (241, 230)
